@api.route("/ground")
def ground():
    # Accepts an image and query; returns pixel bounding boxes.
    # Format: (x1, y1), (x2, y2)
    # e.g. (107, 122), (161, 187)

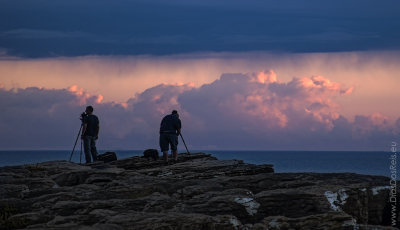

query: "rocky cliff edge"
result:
(0, 153), (398, 230)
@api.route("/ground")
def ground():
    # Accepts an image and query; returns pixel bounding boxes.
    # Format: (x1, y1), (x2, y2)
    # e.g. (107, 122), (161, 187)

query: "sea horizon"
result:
(0, 150), (393, 178)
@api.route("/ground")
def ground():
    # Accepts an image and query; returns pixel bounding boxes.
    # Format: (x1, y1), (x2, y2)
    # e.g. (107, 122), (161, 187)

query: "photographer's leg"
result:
(163, 151), (168, 162)
(160, 134), (169, 162)
(83, 136), (91, 163)
(90, 137), (98, 161)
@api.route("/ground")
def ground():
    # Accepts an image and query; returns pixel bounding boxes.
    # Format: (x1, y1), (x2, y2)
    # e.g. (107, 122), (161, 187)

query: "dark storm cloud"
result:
(1, 0), (399, 57)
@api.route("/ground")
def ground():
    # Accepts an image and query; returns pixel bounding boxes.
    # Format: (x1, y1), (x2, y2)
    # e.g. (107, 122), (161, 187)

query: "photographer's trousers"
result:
(83, 136), (98, 163)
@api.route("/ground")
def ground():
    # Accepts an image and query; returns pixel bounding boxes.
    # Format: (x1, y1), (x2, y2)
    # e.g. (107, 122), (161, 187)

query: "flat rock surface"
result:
(0, 152), (398, 229)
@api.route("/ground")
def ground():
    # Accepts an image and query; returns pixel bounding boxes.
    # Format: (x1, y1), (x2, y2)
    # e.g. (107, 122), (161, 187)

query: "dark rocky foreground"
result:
(0, 152), (398, 230)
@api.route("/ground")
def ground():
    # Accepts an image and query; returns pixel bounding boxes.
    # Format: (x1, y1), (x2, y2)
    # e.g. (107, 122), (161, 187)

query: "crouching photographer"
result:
(81, 106), (100, 164)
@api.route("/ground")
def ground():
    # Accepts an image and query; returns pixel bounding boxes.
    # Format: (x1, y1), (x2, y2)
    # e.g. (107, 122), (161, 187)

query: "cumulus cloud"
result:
(68, 85), (104, 105)
(0, 83), (194, 150)
(0, 70), (397, 151)
(0, 87), (94, 149)
(178, 71), (359, 149)
(182, 71), (348, 129)
(1, 51), (399, 120)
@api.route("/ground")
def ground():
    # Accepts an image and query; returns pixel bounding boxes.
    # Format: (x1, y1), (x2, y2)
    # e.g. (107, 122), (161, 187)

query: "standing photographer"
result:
(81, 106), (100, 164)
(159, 110), (181, 162)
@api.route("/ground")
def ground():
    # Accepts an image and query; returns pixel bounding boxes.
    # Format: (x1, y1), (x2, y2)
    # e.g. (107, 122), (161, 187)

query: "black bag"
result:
(98, 152), (117, 163)
(143, 149), (159, 160)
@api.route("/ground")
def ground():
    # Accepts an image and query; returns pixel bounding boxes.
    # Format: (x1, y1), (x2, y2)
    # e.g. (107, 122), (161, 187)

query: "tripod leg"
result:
(69, 125), (83, 162)
(80, 138), (83, 164)
(180, 134), (190, 155)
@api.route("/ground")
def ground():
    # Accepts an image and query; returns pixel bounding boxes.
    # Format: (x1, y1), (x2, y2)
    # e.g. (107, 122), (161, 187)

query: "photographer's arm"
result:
(95, 124), (100, 140)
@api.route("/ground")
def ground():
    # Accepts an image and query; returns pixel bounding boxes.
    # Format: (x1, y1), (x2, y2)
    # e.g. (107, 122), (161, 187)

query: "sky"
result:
(0, 0), (399, 151)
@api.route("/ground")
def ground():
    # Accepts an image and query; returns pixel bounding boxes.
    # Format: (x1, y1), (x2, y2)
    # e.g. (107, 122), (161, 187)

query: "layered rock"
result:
(0, 153), (398, 229)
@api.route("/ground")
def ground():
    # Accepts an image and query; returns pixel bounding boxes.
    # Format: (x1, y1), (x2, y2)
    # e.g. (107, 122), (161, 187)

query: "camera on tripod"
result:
(80, 112), (88, 121)
(69, 112), (87, 163)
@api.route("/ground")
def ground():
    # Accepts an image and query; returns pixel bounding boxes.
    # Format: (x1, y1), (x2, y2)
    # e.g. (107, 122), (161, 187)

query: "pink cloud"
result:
(178, 71), (396, 149)
(68, 85), (103, 105)
(191, 72), (350, 131)
(251, 70), (277, 84)
(352, 113), (392, 139)
(0, 71), (397, 150)
(1, 51), (399, 120)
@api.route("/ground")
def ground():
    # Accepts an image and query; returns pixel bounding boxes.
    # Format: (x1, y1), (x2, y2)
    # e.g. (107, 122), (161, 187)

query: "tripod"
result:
(69, 124), (83, 164)
(179, 133), (190, 155)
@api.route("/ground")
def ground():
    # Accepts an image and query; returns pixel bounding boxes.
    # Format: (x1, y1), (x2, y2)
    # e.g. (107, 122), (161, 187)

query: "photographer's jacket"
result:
(83, 115), (99, 137)
(160, 114), (181, 134)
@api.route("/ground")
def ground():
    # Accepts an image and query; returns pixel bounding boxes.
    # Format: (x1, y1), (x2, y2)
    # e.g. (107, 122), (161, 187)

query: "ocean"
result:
(0, 150), (393, 177)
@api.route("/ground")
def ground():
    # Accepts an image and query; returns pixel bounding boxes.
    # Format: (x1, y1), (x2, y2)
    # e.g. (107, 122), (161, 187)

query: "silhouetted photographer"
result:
(81, 106), (100, 164)
(159, 110), (181, 162)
